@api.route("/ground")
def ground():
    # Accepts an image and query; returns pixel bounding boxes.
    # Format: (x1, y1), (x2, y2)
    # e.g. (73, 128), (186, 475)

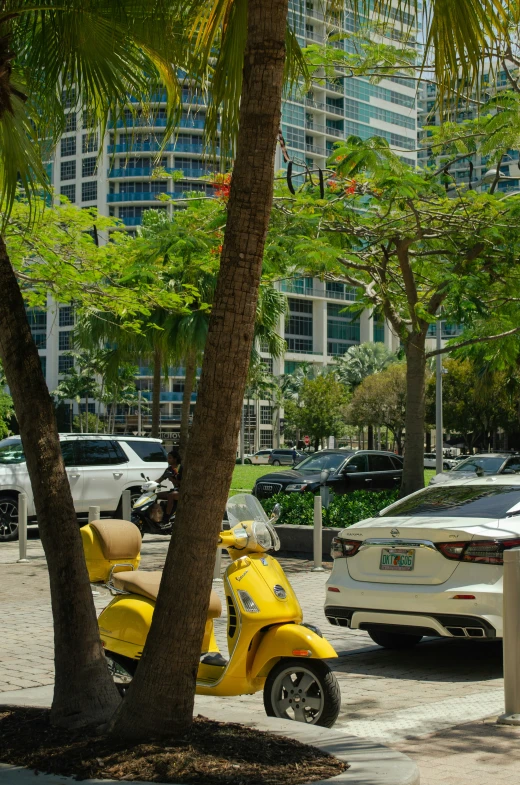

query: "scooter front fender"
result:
(251, 623), (337, 679)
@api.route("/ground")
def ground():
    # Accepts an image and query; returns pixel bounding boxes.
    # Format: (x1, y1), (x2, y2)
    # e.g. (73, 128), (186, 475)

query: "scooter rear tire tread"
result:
(263, 658), (341, 729)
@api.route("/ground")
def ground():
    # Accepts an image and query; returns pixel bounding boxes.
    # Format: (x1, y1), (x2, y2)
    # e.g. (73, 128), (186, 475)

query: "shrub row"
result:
(260, 489), (399, 528)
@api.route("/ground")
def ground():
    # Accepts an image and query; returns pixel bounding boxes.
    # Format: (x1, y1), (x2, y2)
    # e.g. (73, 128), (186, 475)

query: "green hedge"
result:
(261, 489), (399, 528)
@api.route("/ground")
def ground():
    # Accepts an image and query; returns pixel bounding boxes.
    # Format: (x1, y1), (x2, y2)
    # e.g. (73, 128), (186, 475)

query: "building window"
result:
(260, 430), (273, 448)
(82, 133), (99, 154)
(260, 405), (273, 425)
(60, 184), (76, 203)
(62, 88), (76, 109)
(82, 109), (96, 129)
(58, 331), (72, 351)
(373, 319), (385, 344)
(58, 355), (74, 373)
(40, 356), (47, 378)
(65, 112), (77, 132)
(59, 306), (75, 327)
(60, 136), (76, 157)
(60, 160), (76, 181)
(285, 297), (313, 353)
(325, 282), (357, 301)
(33, 333), (47, 349)
(327, 303), (360, 356)
(26, 307), (47, 330)
(82, 181), (97, 202)
(282, 125), (305, 149)
(82, 157), (97, 177)
(261, 357), (274, 374)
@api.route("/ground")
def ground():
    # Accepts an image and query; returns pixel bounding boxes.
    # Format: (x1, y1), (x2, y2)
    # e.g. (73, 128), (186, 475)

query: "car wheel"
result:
(443, 462), (450, 470)
(245, 458), (252, 465)
(0, 495), (19, 542)
(263, 658), (341, 727)
(272, 460), (281, 466)
(368, 629), (423, 649)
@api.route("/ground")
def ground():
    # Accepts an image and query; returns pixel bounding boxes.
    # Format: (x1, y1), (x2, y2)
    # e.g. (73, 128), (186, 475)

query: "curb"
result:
(0, 701), (420, 785)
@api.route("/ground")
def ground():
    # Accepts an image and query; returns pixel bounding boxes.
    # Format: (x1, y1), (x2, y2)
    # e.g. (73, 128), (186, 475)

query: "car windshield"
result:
(0, 440), (25, 464)
(381, 485), (520, 519)
(453, 456), (505, 474)
(295, 453), (346, 473)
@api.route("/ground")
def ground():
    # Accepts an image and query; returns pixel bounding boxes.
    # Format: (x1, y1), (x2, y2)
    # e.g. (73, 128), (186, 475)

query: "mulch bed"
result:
(0, 707), (347, 784)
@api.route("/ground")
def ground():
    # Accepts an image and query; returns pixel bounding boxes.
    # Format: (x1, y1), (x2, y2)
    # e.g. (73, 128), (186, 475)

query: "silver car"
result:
(429, 453), (520, 486)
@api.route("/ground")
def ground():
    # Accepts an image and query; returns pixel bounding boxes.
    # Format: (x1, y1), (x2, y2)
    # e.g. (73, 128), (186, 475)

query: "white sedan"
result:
(325, 476), (520, 649)
(246, 449), (273, 465)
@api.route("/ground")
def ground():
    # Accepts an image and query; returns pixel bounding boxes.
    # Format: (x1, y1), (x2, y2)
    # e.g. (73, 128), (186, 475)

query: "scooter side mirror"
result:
(141, 472), (146, 479)
(270, 503), (281, 522)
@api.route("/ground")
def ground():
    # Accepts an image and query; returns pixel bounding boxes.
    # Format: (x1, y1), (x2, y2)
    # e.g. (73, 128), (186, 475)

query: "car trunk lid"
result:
(344, 516), (499, 585)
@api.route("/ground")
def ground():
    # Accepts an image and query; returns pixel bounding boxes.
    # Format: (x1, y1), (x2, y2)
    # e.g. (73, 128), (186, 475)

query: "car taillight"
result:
(331, 537), (361, 559)
(437, 538), (520, 565)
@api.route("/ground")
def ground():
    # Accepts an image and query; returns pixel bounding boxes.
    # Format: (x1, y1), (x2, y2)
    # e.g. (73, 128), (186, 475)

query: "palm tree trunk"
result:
(151, 347), (162, 438)
(179, 351), (196, 454)
(401, 336), (427, 496)
(0, 236), (120, 727)
(109, 0), (288, 740)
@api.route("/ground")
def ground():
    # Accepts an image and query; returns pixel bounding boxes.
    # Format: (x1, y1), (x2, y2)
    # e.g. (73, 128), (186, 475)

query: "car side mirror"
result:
(270, 503), (281, 522)
(344, 465), (359, 473)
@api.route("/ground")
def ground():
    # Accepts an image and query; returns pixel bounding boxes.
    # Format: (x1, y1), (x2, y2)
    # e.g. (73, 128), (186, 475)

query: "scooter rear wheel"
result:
(263, 658), (341, 728)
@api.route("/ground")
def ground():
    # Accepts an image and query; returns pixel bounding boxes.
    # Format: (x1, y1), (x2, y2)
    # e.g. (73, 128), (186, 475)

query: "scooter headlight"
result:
(252, 520), (280, 552)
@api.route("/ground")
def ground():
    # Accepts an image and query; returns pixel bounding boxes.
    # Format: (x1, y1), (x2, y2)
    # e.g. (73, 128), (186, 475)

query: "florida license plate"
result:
(380, 548), (415, 571)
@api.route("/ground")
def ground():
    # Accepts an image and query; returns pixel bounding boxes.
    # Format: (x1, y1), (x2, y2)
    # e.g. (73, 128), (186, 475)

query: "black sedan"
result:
(253, 450), (403, 499)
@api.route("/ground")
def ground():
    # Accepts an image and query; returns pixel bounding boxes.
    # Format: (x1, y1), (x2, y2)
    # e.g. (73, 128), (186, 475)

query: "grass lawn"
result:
(231, 464), (436, 492)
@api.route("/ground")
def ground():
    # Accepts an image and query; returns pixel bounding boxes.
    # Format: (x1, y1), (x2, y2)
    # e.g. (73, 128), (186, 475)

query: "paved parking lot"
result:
(1, 531), (519, 784)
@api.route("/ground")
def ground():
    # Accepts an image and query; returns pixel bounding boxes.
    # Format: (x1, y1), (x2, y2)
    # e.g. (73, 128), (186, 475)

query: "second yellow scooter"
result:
(81, 493), (341, 727)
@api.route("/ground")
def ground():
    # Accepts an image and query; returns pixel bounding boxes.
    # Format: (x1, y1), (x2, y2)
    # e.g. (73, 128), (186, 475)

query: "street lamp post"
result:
(435, 316), (444, 476)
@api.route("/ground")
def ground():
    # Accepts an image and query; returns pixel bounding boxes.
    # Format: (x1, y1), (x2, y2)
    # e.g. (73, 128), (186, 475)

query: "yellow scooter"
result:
(81, 493), (341, 727)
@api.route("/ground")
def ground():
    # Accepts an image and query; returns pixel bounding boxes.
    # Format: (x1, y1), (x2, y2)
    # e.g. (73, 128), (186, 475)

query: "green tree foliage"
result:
(284, 375), (348, 451)
(347, 363), (407, 453)
(425, 358), (520, 450)
(275, 135), (520, 494)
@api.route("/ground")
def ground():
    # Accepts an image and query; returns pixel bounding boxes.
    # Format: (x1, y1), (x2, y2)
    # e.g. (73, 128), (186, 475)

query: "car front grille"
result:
(256, 482), (283, 498)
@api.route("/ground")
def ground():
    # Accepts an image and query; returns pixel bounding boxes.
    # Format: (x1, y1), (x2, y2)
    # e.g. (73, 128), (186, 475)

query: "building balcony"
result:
(107, 143), (204, 154)
(139, 391), (197, 402)
(305, 144), (326, 156)
(108, 167), (211, 179)
(108, 191), (178, 202)
(108, 116), (206, 130)
(325, 126), (344, 138)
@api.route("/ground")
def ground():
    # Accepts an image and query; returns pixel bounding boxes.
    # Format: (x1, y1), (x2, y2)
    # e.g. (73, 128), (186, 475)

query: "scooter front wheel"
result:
(263, 658), (341, 728)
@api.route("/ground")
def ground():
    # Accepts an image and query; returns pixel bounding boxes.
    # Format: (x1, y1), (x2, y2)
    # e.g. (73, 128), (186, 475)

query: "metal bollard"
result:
(88, 505), (101, 523)
(311, 495), (324, 572)
(17, 493), (29, 563)
(213, 523), (224, 582)
(498, 547), (520, 725)
(121, 490), (132, 521)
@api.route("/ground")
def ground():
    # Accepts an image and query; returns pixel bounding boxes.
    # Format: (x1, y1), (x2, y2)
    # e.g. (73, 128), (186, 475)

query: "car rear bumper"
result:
(325, 565), (504, 638)
(325, 605), (499, 639)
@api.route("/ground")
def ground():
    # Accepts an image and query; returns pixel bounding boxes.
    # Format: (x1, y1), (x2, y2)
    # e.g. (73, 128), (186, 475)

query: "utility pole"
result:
(137, 390), (142, 436)
(435, 314), (444, 475)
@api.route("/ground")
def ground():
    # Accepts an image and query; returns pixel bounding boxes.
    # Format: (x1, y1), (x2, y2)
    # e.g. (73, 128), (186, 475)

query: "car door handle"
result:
(364, 478), (373, 482)
(68, 473), (80, 479)
(113, 472), (123, 479)
(393, 477), (400, 481)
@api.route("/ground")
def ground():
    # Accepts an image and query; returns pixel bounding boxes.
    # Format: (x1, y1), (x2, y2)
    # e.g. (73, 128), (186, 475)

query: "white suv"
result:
(0, 434), (168, 541)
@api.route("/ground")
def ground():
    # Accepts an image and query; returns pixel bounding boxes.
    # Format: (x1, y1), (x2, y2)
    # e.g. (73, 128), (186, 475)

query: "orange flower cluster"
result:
(211, 173), (232, 201)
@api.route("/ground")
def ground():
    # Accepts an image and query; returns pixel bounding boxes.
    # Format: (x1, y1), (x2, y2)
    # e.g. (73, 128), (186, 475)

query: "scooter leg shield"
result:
(251, 623), (337, 679)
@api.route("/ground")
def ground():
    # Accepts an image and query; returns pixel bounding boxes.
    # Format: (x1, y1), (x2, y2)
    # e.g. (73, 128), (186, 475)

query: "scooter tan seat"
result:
(112, 570), (222, 619)
(90, 519), (142, 560)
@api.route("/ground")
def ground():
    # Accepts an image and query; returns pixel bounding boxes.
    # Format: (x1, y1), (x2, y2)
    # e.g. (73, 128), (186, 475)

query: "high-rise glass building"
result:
(40, 2), (419, 448)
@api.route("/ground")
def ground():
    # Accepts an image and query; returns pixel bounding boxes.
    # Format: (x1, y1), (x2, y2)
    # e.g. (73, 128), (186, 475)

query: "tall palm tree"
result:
(111, 0), (515, 740)
(0, 1), (184, 730)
